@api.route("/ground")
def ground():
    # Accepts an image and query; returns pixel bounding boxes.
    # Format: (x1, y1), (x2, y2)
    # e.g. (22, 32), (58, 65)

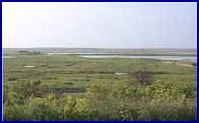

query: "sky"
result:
(2, 2), (197, 48)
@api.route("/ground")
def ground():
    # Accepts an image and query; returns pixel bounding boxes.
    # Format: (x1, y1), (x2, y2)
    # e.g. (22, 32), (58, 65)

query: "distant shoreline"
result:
(2, 47), (197, 50)
(3, 48), (197, 57)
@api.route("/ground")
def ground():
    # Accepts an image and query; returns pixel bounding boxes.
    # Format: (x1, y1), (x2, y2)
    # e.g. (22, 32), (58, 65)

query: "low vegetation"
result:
(3, 53), (196, 121)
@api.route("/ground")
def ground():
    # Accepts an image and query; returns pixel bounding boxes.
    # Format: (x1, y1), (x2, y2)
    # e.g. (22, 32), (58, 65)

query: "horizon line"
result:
(2, 47), (197, 50)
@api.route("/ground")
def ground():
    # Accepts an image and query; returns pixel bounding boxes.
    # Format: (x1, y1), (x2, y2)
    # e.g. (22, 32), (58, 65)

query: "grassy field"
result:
(2, 49), (197, 121)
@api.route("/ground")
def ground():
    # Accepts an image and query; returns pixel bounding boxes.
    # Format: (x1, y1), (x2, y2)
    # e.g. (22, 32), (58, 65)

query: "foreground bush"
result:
(3, 79), (196, 121)
(3, 95), (196, 121)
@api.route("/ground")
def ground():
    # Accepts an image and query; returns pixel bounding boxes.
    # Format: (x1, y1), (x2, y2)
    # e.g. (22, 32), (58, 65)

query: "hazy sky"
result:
(2, 2), (197, 48)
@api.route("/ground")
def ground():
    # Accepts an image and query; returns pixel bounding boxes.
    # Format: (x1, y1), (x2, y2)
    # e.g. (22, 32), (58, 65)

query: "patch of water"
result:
(80, 55), (197, 62)
(114, 72), (127, 75)
(3, 56), (16, 59)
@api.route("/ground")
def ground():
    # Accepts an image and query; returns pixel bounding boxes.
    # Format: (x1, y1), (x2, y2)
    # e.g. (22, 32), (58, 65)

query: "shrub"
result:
(131, 67), (152, 85)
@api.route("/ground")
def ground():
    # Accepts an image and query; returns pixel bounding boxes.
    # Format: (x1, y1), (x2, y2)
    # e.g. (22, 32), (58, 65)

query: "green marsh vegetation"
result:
(3, 50), (197, 120)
